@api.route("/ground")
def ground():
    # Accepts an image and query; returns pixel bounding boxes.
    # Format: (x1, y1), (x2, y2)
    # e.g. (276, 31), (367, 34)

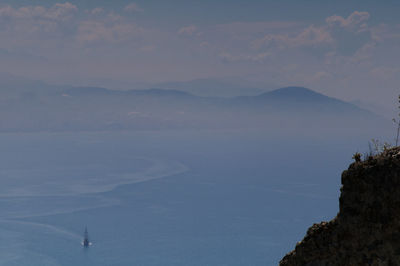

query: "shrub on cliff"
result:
(393, 94), (400, 146)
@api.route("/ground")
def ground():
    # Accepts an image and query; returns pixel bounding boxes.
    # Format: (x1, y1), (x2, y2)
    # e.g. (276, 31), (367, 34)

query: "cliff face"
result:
(280, 147), (400, 266)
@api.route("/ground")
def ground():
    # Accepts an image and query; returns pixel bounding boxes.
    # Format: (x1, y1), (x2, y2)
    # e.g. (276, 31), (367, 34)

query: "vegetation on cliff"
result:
(280, 146), (400, 265)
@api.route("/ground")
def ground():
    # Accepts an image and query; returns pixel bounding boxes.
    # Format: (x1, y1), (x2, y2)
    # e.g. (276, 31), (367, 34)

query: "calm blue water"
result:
(0, 130), (377, 265)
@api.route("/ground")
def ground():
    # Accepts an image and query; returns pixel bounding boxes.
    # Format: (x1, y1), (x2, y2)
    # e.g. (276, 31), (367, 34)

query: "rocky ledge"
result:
(280, 147), (400, 266)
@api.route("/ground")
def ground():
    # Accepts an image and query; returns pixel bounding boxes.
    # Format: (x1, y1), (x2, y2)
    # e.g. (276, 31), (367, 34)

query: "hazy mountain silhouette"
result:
(234, 86), (366, 114)
(155, 78), (272, 97)
(0, 78), (382, 132)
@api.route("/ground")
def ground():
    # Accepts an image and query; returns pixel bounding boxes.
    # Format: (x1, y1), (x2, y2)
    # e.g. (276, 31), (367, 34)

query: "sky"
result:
(0, 0), (399, 109)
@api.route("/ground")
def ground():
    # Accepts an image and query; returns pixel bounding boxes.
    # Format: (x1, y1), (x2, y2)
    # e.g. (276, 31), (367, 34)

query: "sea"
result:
(0, 129), (385, 265)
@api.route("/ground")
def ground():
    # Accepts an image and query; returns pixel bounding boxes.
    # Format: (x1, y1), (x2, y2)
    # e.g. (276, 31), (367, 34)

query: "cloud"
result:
(369, 66), (400, 80)
(88, 7), (104, 15)
(215, 21), (301, 38)
(124, 3), (143, 13)
(326, 11), (370, 32)
(0, 2), (78, 47)
(47, 2), (78, 21)
(0, 2), (151, 51)
(217, 21), (301, 32)
(370, 23), (400, 43)
(351, 42), (376, 63)
(293, 25), (334, 46)
(76, 20), (144, 44)
(178, 25), (198, 36)
(219, 52), (270, 63)
(253, 25), (333, 50)
(249, 12), (374, 60)
(0, 2), (77, 21)
(311, 71), (332, 82)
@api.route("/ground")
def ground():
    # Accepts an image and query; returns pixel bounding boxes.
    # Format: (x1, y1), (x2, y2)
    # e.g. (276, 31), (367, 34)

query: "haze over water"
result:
(0, 129), (389, 265)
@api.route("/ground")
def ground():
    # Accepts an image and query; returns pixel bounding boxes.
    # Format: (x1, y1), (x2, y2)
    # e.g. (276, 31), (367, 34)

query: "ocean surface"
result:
(0, 130), (379, 265)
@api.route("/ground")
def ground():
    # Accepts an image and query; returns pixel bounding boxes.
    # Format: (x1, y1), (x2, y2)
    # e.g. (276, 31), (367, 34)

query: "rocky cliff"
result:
(280, 147), (400, 266)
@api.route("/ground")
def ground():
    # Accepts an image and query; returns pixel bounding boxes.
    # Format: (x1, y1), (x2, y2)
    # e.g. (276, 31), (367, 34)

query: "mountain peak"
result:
(241, 86), (372, 116)
(262, 87), (324, 98)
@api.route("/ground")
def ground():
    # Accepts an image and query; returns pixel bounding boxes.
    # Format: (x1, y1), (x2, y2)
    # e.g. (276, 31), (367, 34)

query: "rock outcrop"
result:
(280, 147), (400, 266)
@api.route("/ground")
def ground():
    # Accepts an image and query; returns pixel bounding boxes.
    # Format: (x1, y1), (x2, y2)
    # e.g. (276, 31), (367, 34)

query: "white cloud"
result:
(219, 52), (270, 63)
(124, 3), (143, 13)
(47, 2), (78, 21)
(76, 20), (144, 44)
(311, 71), (332, 82)
(88, 7), (104, 15)
(217, 21), (301, 32)
(0, 2), (77, 21)
(370, 66), (400, 80)
(370, 23), (400, 42)
(178, 25), (198, 36)
(0, 2), (78, 48)
(326, 11), (370, 32)
(338, 41), (376, 66)
(253, 25), (333, 50)
(294, 25), (334, 46)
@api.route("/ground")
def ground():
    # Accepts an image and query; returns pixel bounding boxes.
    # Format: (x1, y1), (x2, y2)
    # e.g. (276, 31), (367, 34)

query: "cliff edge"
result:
(280, 147), (400, 266)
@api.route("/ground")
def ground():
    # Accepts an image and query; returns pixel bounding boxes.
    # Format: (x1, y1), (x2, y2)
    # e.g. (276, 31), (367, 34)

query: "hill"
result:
(234, 87), (367, 114)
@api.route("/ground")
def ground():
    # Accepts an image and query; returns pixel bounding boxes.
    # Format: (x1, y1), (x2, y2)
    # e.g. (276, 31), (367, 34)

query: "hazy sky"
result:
(0, 0), (399, 107)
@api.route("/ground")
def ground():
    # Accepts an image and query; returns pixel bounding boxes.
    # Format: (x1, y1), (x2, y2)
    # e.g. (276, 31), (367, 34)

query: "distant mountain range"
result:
(0, 76), (383, 133)
(154, 78), (273, 97)
(66, 77), (276, 97)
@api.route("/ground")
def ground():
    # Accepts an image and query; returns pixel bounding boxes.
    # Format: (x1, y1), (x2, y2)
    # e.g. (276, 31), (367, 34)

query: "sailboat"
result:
(82, 227), (92, 247)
